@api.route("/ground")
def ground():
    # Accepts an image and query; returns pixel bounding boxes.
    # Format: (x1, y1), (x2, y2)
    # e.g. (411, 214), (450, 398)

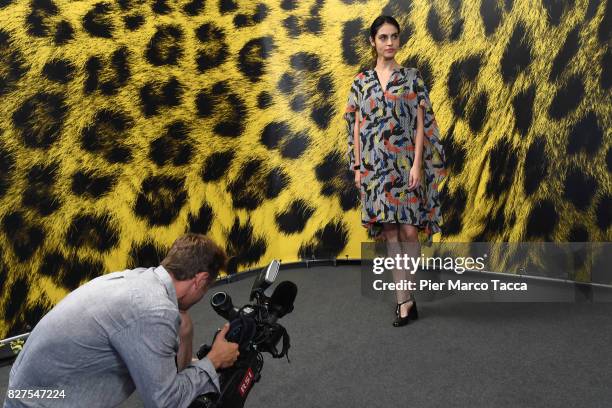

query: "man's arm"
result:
(110, 313), (219, 408)
(176, 311), (194, 371)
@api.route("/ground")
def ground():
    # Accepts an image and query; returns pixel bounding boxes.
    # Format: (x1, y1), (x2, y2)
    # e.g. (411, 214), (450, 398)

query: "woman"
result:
(344, 16), (446, 327)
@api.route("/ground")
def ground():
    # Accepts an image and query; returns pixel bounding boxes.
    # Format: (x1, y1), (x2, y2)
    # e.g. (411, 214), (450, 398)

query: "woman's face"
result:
(370, 23), (400, 60)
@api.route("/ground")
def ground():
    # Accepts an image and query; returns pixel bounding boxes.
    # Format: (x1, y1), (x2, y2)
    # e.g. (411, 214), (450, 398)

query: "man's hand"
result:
(206, 323), (240, 370)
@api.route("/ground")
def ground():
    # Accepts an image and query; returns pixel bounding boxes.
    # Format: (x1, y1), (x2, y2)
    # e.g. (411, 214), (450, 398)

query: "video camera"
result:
(189, 260), (297, 408)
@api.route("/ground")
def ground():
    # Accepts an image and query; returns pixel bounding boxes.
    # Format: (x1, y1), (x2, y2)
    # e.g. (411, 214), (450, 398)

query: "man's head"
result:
(161, 233), (227, 310)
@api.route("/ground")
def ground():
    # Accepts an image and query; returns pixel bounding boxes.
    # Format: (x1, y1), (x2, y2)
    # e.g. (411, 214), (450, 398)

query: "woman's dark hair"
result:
(369, 16), (400, 62)
(369, 15), (400, 39)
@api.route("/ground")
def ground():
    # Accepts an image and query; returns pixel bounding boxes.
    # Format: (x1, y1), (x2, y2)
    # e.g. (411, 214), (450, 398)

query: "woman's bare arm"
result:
(414, 101), (425, 167)
(408, 101), (426, 190)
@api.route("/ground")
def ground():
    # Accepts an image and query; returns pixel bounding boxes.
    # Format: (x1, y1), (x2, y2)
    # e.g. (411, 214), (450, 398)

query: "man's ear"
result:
(196, 271), (210, 287)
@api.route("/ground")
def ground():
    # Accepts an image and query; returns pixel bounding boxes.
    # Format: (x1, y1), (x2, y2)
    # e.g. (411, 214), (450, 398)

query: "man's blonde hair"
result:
(161, 233), (226, 281)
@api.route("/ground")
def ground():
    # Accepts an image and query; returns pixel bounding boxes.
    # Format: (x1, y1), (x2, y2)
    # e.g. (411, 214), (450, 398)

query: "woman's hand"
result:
(408, 165), (421, 191)
(354, 169), (361, 189)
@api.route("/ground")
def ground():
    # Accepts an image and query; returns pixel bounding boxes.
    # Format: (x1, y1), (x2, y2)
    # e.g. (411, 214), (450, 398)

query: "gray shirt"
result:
(4, 266), (219, 408)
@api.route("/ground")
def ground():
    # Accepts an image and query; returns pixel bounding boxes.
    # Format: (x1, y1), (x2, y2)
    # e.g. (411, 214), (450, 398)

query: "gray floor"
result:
(2, 265), (612, 408)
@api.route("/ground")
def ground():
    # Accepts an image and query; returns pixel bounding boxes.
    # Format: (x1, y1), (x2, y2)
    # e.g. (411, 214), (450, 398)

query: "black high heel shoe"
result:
(393, 298), (419, 327)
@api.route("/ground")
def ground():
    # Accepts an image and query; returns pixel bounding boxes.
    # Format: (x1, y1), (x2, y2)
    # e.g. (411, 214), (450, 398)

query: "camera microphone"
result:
(267, 281), (297, 323)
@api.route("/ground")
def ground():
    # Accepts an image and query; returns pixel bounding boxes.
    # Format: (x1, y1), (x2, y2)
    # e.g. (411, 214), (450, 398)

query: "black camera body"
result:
(189, 261), (296, 408)
(189, 345), (263, 408)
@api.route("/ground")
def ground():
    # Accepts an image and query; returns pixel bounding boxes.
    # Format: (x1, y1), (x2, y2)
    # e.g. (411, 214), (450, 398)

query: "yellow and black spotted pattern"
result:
(0, 0), (610, 336)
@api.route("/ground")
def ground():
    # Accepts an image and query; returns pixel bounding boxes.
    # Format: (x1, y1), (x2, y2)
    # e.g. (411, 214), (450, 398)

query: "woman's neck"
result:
(375, 58), (400, 72)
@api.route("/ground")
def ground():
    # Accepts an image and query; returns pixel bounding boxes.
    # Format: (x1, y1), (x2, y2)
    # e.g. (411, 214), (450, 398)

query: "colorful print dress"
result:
(344, 67), (447, 243)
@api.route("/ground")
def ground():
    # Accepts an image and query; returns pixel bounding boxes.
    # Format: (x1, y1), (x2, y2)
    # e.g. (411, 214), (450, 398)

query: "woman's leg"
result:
(397, 224), (420, 317)
(382, 223), (411, 306)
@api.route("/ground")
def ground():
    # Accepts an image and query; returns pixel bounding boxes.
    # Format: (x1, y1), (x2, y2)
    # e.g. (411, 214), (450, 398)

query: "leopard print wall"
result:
(0, 0), (610, 336)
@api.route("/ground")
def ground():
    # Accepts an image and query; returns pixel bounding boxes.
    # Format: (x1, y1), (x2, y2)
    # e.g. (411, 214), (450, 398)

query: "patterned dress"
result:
(344, 67), (447, 243)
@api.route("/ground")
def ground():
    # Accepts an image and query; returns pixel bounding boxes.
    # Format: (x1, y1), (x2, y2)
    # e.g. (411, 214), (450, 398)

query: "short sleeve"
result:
(413, 70), (430, 111)
(346, 76), (361, 114)
(344, 74), (363, 170)
(410, 68), (447, 244)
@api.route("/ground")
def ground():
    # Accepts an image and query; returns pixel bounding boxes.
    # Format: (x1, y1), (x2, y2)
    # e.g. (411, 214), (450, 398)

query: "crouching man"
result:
(5, 233), (239, 408)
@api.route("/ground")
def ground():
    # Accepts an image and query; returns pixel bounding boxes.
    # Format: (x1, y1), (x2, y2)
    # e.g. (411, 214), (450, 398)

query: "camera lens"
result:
(211, 292), (228, 308)
(211, 292), (237, 321)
